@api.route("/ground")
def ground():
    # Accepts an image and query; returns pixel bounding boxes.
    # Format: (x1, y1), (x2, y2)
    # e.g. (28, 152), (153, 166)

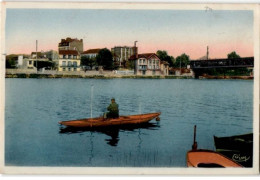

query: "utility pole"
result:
(180, 58), (181, 75)
(206, 46), (209, 60)
(36, 40), (38, 73)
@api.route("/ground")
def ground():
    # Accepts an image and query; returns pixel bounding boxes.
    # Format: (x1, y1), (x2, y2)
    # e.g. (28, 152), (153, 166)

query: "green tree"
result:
(156, 50), (175, 67)
(81, 56), (96, 70)
(174, 53), (190, 68)
(227, 51), (240, 59)
(96, 48), (114, 70)
(6, 54), (18, 68)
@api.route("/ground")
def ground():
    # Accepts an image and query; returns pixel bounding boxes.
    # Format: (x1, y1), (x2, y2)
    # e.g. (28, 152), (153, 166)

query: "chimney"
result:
(134, 41), (138, 59)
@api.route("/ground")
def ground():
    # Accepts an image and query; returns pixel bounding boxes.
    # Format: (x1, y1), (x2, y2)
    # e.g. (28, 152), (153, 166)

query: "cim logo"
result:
(232, 154), (250, 162)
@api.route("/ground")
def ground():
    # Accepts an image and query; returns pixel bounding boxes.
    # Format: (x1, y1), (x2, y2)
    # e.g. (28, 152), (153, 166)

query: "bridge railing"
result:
(190, 57), (254, 68)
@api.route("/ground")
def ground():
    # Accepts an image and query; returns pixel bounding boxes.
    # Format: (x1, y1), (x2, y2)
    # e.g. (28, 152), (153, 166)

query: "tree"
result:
(6, 54), (18, 69)
(227, 51), (240, 59)
(81, 56), (96, 70)
(174, 53), (190, 68)
(96, 48), (114, 70)
(156, 50), (175, 67)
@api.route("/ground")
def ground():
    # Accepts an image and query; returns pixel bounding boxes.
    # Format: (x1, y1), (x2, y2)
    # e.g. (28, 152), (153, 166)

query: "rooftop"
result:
(59, 50), (79, 55)
(82, 48), (101, 54)
(129, 53), (159, 60)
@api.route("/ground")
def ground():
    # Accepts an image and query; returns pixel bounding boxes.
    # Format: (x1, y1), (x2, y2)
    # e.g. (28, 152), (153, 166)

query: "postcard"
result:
(0, 1), (259, 175)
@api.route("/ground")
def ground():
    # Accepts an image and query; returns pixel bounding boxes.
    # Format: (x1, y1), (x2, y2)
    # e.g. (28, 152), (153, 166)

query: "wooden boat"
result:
(214, 133), (253, 167)
(187, 150), (242, 167)
(187, 125), (242, 168)
(59, 112), (161, 128)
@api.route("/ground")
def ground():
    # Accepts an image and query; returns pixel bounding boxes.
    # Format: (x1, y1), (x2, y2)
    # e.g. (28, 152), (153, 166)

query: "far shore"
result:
(5, 73), (253, 80)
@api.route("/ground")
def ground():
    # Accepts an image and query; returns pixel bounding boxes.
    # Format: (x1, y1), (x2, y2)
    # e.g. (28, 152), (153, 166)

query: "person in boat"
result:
(104, 98), (119, 119)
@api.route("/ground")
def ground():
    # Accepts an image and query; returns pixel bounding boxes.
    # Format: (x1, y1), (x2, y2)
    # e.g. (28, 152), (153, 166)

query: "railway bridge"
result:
(190, 57), (254, 78)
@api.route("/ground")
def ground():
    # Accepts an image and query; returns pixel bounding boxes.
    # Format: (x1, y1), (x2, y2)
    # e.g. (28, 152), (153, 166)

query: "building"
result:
(160, 61), (169, 75)
(58, 37), (83, 53)
(31, 52), (46, 59)
(55, 37), (83, 71)
(54, 50), (81, 71)
(129, 53), (168, 75)
(81, 48), (101, 59)
(111, 46), (138, 67)
(45, 50), (59, 61)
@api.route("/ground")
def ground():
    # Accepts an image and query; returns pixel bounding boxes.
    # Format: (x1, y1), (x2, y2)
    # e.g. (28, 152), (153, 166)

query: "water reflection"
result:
(59, 122), (160, 146)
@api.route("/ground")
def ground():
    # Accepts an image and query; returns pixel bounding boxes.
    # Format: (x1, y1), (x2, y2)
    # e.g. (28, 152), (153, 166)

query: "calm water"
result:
(5, 78), (253, 167)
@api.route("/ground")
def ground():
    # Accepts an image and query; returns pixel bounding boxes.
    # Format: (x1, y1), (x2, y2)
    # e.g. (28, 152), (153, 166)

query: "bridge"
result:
(190, 57), (254, 77)
(190, 57), (254, 69)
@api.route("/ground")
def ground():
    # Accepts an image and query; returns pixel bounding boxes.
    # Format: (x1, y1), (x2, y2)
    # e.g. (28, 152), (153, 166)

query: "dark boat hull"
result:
(214, 133), (253, 167)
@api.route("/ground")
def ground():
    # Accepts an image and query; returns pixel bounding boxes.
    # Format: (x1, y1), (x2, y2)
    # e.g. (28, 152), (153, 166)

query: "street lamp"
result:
(180, 59), (181, 75)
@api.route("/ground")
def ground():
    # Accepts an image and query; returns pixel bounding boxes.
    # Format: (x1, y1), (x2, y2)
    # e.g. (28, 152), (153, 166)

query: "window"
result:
(68, 55), (71, 59)
(68, 68), (71, 71)
(139, 59), (142, 64)
(74, 68), (77, 71)
(73, 55), (77, 59)
(29, 61), (32, 65)
(68, 61), (72, 67)
(153, 70), (155, 75)
(62, 61), (66, 66)
(143, 59), (145, 64)
(63, 55), (66, 59)
(73, 62), (77, 67)
(139, 65), (142, 70)
(62, 68), (66, 71)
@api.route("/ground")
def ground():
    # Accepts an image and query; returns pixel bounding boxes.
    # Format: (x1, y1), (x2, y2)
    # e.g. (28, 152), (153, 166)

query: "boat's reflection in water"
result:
(59, 122), (160, 146)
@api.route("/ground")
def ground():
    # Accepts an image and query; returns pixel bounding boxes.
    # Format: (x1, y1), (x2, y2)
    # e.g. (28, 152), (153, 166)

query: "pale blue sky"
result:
(5, 9), (253, 59)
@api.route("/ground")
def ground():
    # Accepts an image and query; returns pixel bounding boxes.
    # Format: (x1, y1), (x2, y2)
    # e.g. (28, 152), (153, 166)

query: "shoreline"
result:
(5, 73), (253, 80)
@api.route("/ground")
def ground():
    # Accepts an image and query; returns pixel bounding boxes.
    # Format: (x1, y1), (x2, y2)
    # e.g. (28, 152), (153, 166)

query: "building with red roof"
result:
(129, 53), (169, 75)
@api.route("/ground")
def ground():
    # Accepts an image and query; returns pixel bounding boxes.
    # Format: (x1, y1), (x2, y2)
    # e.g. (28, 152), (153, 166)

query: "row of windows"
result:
(139, 65), (159, 70)
(62, 61), (78, 67)
(62, 55), (78, 59)
(62, 67), (78, 71)
(139, 59), (159, 65)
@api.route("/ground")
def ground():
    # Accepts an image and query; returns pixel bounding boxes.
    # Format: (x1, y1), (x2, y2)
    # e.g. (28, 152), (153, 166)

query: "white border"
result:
(0, 1), (259, 175)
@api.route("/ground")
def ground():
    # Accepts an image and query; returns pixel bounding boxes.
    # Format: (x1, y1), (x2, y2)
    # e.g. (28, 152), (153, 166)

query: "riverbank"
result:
(5, 73), (254, 79)
(5, 73), (193, 79)
(199, 75), (253, 80)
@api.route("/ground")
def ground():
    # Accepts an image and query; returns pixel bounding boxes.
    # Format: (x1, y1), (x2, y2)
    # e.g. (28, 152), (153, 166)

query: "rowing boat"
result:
(214, 133), (253, 167)
(58, 112), (161, 128)
(187, 150), (242, 167)
(187, 125), (242, 168)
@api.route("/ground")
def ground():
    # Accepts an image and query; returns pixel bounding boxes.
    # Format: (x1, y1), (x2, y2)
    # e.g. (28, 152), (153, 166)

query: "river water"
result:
(5, 78), (253, 167)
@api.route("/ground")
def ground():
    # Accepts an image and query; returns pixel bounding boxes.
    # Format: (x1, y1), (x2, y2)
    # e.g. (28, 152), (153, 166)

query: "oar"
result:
(192, 125), (198, 151)
(90, 84), (94, 119)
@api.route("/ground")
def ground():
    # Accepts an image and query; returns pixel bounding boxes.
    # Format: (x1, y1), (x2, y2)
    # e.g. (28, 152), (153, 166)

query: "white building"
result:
(54, 50), (81, 71)
(129, 53), (168, 75)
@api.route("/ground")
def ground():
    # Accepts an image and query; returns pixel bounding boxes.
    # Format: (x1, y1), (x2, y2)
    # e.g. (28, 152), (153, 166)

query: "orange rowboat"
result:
(187, 125), (243, 168)
(187, 150), (242, 167)
(59, 112), (161, 128)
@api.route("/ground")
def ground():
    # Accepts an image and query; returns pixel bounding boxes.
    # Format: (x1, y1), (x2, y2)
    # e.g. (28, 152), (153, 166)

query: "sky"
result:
(5, 9), (254, 59)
